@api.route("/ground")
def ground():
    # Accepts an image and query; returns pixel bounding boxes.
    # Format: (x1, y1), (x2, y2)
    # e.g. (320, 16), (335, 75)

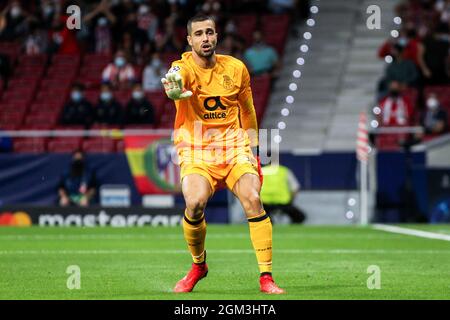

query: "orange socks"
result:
(183, 210), (207, 264)
(248, 210), (273, 274)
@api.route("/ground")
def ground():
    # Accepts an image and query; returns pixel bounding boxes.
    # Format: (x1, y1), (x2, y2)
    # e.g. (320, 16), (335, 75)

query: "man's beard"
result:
(196, 43), (216, 57)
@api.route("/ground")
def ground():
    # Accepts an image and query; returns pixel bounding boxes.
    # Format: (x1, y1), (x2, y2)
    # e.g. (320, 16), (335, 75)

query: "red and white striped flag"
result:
(356, 112), (369, 163)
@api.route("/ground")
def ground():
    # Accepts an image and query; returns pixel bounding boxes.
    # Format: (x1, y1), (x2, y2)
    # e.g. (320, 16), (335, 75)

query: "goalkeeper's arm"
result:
(161, 69), (192, 100)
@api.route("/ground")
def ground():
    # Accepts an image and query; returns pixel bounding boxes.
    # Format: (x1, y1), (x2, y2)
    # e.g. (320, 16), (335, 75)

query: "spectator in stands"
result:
(58, 151), (97, 207)
(60, 83), (94, 128)
(378, 24), (431, 80)
(136, 3), (158, 44)
(38, 0), (56, 29)
(378, 81), (414, 126)
(83, 0), (117, 55)
(48, 13), (80, 55)
(142, 52), (166, 92)
(422, 26), (450, 84)
(154, 17), (183, 53)
(420, 93), (449, 135)
(119, 31), (137, 64)
(0, 1), (32, 41)
(101, 50), (136, 89)
(24, 22), (48, 55)
(244, 30), (280, 77)
(94, 83), (123, 125)
(378, 44), (419, 99)
(0, 53), (11, 90)
(124, 83), (155, 125)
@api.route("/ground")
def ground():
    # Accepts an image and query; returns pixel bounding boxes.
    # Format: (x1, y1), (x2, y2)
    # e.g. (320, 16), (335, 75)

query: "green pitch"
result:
(0, 224), (449, 300)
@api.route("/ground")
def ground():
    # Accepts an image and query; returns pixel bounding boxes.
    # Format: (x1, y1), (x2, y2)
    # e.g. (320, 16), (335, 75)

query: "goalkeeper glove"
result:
(161, 71), (192, 100)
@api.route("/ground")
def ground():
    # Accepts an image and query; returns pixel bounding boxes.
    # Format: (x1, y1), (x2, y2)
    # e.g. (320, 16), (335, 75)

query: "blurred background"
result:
(0, 0), (449, 226)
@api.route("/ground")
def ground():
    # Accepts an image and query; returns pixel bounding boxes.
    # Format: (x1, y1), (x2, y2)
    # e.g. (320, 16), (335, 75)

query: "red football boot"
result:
(173, 262), (208, 293)
(260, 274), (285, 294)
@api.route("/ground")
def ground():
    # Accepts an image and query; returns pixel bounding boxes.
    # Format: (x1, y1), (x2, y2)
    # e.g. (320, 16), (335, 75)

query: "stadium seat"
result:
(82, 138), (116, 153)
(18, 54), (47, 66)
(24, 111), (60, 127)
(13, 137), (47, 153)
(29, 101), (63, 113)
(47, 137), (82, 153)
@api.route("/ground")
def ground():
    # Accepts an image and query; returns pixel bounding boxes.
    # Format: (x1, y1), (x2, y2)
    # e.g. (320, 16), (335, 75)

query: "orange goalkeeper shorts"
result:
(177, 145), (259, 192)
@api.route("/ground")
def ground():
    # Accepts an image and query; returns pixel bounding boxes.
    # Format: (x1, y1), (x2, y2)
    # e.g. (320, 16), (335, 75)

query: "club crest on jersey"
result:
(222, 75), (234, 90)
(168, 66), (180, 73)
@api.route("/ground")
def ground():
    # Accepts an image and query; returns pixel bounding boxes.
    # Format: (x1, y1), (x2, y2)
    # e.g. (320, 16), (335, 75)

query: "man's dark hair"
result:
(187, 13), (215, 35)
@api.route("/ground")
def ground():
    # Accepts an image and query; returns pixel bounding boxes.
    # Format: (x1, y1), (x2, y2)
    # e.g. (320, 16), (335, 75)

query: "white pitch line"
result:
(372, 224), (450, 242)
(0, 249), (448, 255)
(0, 233), (407, 241)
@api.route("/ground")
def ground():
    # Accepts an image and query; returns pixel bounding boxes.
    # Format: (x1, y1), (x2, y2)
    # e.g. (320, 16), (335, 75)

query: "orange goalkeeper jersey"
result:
(169, 52), (258, 150)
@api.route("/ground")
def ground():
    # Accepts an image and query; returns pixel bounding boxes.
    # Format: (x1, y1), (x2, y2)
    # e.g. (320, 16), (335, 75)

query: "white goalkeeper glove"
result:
(161, 72), (193, 100)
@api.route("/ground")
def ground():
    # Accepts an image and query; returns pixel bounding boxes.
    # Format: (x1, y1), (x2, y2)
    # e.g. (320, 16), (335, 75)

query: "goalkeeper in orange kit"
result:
(161, 13), (285, 294)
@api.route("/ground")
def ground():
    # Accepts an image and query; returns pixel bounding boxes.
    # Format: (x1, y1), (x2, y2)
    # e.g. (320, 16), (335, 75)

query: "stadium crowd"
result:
(376, 0), (450, 148)
(0, 0), (309, 151)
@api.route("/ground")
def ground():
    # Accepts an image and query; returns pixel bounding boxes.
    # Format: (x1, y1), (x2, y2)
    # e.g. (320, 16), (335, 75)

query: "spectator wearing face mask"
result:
(244, 30), (280, 77)
(378, 24), (431, 79)
(421, 94), (449, 136)
(101, 50), (136, 89)
(60, 83), (94, 128)
(39, 0), (56, 29)
(94, 83), (123, 125)
(0, 1), (31, 41)
(142, 53), (166, 92)
(58, 151), (97, 207)
(378, 81), (414, 126)
(136, 4), (158, 43)
(84, 0), (117, 54)
(124, 83), (155, 125)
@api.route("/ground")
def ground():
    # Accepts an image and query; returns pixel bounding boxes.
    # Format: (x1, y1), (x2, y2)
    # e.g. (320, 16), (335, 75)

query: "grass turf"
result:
(0, 224), (449, 300)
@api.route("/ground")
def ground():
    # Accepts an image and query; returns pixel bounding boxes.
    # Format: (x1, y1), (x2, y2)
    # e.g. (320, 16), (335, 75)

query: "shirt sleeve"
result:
(238, 63), (259, 147)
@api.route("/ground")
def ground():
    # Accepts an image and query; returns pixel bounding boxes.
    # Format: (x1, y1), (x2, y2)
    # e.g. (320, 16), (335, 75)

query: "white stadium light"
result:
(286, 96), (294, 104)
(345, 211), (354, 219)
(391, 30), (399, 38)
(310, 6), (319, 14)
(293, 70), (301, 78)
(373, 106), (381, 115)
(273, 135), (282, 144)
(300, 44), (309, 53)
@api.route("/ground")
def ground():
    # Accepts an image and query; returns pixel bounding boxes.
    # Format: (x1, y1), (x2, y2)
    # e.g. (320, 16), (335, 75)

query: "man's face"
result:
(188, 20), (217, 58)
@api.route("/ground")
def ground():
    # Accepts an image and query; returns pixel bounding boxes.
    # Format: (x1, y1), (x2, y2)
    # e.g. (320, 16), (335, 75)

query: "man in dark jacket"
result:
(124, 83), (155, 125)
